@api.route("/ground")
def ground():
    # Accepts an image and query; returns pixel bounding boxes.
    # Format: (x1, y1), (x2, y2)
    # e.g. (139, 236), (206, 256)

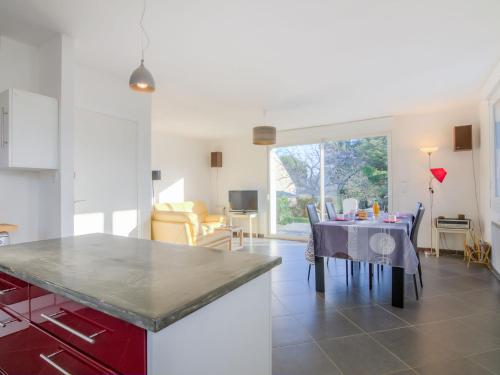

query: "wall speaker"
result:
(211, 152), (222, 167)
(453, 125), (472, 151)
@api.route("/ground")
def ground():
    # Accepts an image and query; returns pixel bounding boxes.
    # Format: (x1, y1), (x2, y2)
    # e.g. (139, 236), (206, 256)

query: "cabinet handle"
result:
(1, 106), (4, 149)
(39, 350), (72, 375)
(0, 107), (7, 148)
(0, 317), (18, 328)
(41, 312), (98, 344)
(0, 287), (16, 295)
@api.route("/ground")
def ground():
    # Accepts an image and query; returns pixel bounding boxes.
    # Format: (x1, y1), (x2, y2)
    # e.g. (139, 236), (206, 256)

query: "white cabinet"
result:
(0, 89), (58, 170)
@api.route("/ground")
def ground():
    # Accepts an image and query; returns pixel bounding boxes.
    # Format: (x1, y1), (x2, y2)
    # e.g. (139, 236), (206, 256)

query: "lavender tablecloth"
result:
(312, 214), (418, 275)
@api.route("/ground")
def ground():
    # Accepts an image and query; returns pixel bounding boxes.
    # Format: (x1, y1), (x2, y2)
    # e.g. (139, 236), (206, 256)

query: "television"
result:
(228, 190), (258, 212)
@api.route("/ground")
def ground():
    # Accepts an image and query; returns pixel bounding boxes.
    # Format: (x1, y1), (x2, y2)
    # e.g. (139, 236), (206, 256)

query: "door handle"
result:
(73, 200), (87, 204)
(39, 350), (72, 375)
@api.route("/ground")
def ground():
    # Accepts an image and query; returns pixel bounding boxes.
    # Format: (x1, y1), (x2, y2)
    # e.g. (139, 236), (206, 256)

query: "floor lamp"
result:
(420, 147), (447, 255)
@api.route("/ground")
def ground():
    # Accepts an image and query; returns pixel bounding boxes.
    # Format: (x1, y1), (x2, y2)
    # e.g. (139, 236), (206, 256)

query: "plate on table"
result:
(384, 219), (400, 223)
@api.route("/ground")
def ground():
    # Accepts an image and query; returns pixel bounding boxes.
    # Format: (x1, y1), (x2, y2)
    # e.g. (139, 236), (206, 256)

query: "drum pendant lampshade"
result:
(253, 126), (276, 145)
(129, 60), (156, 93)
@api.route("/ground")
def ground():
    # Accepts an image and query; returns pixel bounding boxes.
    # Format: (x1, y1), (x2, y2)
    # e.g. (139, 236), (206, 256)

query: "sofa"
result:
(151, 201), (231, 250)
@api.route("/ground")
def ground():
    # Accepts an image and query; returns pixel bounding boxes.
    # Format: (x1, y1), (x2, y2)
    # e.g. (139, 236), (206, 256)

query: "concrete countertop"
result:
(0, 234), (281, 332)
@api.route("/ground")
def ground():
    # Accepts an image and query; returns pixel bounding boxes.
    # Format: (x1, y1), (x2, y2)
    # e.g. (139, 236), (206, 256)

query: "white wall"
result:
(210, 107), (480, 248)
(152, 132), (211, 204)
(479, 61), (500, 272)
(0, 36), (41, 243)
(74, 64), (152, 239)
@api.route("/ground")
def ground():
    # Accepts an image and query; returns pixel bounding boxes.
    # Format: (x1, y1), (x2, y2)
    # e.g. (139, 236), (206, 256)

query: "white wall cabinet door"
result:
(0, 89), (58, 169)
(74, 108), (139, 238)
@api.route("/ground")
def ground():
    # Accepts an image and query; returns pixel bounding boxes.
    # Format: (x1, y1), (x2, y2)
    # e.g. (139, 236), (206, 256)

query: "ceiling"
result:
(1, 0), (500, 138)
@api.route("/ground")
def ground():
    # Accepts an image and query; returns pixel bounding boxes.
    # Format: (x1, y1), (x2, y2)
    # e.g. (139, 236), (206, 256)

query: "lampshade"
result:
(253, 126), (276, 145)
(420, 146), (438, 154)
(152, 170), (162, 181)
(430, 168), (447, 183)
(129, 60), (156, 93)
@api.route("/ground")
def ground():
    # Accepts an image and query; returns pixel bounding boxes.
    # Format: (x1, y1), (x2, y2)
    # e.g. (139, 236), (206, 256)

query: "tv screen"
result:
(229, 190), (258, 212)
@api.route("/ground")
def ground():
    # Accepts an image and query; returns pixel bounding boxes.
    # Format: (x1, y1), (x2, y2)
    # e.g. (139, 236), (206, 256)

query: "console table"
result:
(228, 212), (258, 243)
(432, 225), (472, 258)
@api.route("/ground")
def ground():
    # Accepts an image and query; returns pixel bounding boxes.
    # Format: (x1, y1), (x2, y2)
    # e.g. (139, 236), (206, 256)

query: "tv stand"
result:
(228, 211), (258, 243)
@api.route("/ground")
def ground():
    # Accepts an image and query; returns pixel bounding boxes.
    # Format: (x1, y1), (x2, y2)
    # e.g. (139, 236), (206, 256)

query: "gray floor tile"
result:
(454, 289), (500, 313)
(318, 334), (409, 375)
(294, 310), (363, 340)
(272, 279), (316, 297)
(458, 311), (500, 339)
(413, 357), (492, 375)
(340, 305), (409, 332)
(468, 349), (500, 374)
(382, 294), (488, 324)
(278, 292), (335, 315)
(272, 296), (290, 317)
(323, 289), (373, 310)
(273, 342), (341, 375)
(371, 326), (459, 368)
(272, 316), (312, 347)
(416, 319), (500, 357)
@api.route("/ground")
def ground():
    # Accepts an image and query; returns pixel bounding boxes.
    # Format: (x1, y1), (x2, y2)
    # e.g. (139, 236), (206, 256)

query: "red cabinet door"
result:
(30, 286), (146, 375)
(0, 319), (116, 374)
(0, 272), (29, 318)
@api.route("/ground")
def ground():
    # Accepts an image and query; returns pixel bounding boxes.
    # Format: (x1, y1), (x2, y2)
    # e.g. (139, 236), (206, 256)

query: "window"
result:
(324, 136), (388, 211)
(495, 101), (500, 199)
(269, 135), (389, 238)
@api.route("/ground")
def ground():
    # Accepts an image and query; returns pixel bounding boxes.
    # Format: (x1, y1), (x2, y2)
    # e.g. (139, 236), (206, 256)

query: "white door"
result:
(74, 108), (139, 237)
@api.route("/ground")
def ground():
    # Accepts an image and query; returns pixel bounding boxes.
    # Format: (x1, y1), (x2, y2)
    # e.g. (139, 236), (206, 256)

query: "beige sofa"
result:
(151, 201), (231, 250)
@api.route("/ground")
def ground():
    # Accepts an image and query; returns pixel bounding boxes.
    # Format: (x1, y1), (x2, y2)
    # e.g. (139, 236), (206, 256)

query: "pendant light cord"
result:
(140, 0), (150, 60)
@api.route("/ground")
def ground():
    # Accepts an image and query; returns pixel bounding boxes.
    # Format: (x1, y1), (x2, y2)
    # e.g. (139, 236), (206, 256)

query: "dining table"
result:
(312, 213), (419, 308)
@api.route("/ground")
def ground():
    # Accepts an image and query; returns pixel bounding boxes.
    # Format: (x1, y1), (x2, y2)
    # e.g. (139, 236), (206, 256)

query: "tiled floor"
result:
(242, 238), (500, 375)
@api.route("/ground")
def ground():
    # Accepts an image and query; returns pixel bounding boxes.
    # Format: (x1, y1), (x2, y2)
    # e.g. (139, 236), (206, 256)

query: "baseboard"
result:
(417, 247), (464, 255)
(491, 266), (500, 281)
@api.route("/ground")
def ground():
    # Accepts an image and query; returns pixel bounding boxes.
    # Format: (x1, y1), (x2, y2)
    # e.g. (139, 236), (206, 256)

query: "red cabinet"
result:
(0, 272), (29, 318)
(0, 273), (147, 375)
(30, 285), (147, 375)
(0, 318), (116, 374)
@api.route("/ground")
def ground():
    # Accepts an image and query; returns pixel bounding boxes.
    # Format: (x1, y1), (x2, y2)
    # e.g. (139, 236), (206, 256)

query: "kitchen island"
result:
(0, 234), (281, 375)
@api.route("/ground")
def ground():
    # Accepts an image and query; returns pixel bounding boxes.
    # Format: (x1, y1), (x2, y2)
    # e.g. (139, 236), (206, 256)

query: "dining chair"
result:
(411, 205), (425, 289)
(325, 202), (336, 220)
(306, 204), (320, 282)
(342, 198), (358, 214)
(325, 202), (349, 286)
(413, 202), (423, 224)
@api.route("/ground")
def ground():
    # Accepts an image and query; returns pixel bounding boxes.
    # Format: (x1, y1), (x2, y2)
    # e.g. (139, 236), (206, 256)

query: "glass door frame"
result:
(267, 131), (393, 240)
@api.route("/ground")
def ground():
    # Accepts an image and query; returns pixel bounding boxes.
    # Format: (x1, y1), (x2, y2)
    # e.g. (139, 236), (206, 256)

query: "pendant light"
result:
(129, 0), (155, 93)
(253, 109), (276, 145)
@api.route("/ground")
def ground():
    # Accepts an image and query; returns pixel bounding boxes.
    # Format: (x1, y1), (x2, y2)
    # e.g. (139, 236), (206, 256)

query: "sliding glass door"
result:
(269, 135), (389, 238)
(269, 143), (321, 237)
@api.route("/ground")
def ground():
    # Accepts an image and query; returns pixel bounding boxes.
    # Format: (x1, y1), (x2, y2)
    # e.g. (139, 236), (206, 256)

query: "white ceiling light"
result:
(129, 0), (155, 93)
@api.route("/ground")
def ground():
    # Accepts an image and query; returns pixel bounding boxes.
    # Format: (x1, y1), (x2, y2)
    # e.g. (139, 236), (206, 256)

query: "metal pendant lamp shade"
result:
(129, 59), (156, 93)
(253, 126), (276, 145)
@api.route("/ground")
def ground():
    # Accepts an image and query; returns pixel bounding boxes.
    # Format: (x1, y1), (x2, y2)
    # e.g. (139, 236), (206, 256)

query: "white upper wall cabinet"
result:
(0, 89), (58, 170)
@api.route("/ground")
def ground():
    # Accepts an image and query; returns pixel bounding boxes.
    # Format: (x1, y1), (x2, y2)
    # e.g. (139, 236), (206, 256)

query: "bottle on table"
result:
(373, 199), (380, 217)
